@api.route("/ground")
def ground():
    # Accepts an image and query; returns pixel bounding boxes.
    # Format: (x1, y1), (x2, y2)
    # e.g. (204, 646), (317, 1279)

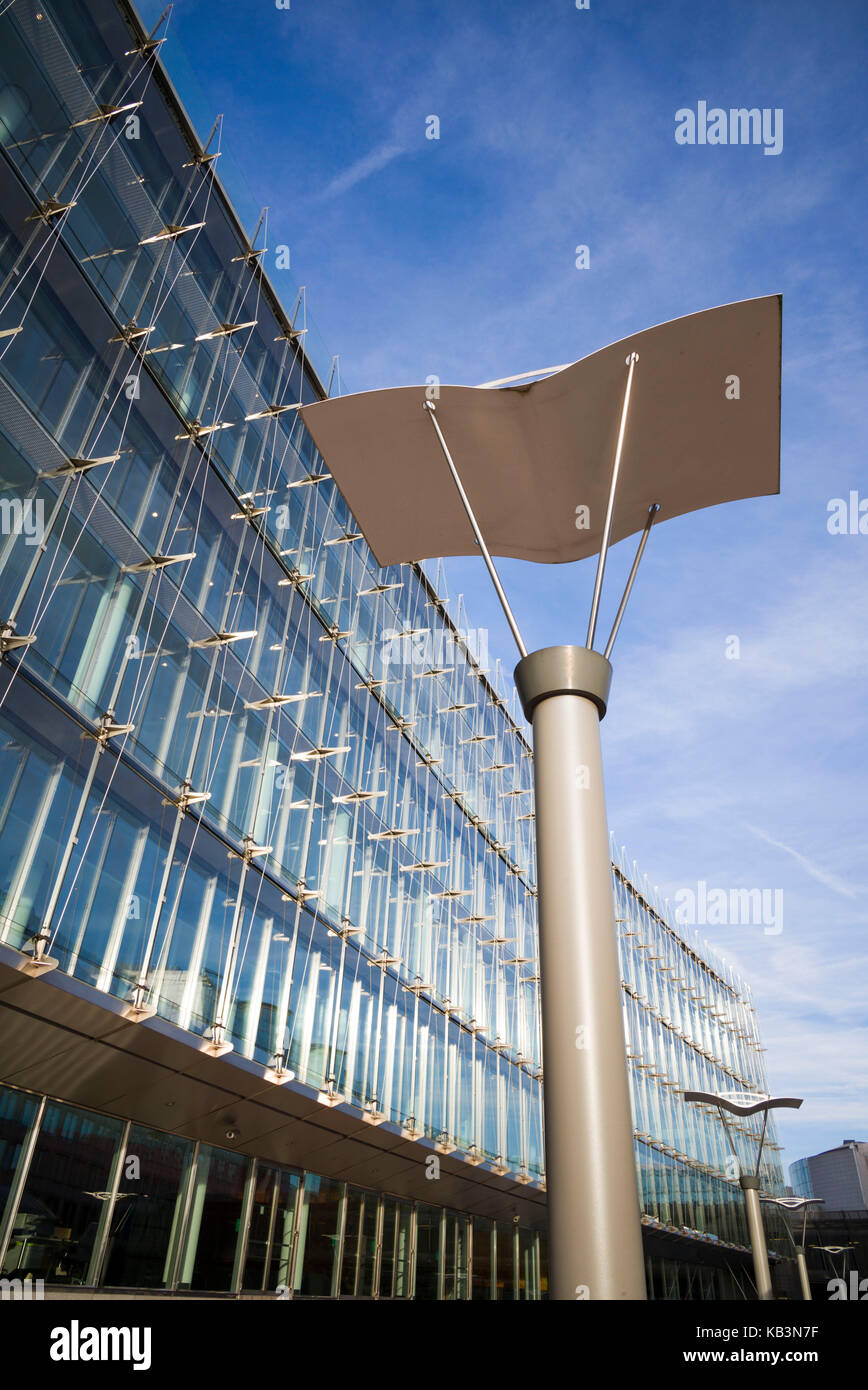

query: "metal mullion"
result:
(438, 1206), (446, 1301)
(165, 1139), (201, 1292)
(371, 1195), (384, 1301)
(86, 1117), (131, 1288)
(466, 1217), (474, 1302)
(259, 1167), (282, 1291)
(231, 1157), (258, 1294)
(286, 1175), (305, 1298)
(332, 1182), (348, 1300)
(351, 1192), (363, 1298)
(408, 1202), (418, 1299)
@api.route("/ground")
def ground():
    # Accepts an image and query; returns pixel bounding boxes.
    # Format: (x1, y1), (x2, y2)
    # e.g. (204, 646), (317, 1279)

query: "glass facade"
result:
(0, 0), (786, 1298)
(789, 1158), (815, 1201)
(0, 1082), (541, 1299)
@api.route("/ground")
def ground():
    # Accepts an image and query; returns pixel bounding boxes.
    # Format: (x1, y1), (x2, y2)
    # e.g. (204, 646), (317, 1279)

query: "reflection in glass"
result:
(414, 1203), (443, 1301)
(294, 1173), (342, 1297)
(379, 1195), (412, 1299)
(6, 1100), (123, 1284)
(101, 1126), (194, 1289)
(471, 1215), (493, 1301)
(177, 1144), (249, 1291)
(243, 1162), (300, 1293)
(0, 1086), (41, 1274)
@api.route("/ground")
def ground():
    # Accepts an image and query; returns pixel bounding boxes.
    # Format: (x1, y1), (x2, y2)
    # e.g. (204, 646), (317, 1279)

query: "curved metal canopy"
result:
(298, 295), (781, 567)
(683, 1091), (803, 1117)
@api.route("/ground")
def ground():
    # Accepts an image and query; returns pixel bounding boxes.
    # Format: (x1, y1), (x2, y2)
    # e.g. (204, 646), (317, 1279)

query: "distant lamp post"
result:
(299, 297), (782, 1301)
(811, 1243), (856, 1286)
(760, 1196), (824, 1300)
(683, 1090), (802, 1300)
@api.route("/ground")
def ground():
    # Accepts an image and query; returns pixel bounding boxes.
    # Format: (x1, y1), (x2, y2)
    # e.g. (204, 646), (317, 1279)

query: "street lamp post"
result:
(683, 1090), (803, 1301)
(812, 1243), (856, 1291)
(298, 296), (782, 1301)
(760, 1196), (824, 1300)
(423, 391), (650, 1298)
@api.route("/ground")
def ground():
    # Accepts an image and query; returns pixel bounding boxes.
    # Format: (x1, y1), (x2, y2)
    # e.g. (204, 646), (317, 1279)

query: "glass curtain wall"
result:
(0, 1082), (541, 1299)
(0, 0), (544, 1182)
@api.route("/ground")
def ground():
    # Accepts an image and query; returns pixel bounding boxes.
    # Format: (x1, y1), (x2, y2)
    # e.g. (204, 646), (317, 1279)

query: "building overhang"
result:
(0, 945), (546, 1228)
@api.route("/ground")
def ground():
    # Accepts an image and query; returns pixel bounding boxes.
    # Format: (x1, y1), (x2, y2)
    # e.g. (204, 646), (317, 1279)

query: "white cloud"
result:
(747, 826), (861, 900)
(318, 139), (406, 200)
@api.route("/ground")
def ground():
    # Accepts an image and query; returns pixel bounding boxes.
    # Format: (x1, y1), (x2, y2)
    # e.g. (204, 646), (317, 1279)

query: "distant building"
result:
(790, 1141), (868, 1212)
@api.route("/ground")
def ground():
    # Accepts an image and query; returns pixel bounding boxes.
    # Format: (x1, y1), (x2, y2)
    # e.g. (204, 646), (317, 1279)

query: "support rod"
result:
(603, 503), (659, 660)
(423, 401), (527, 659)
(586, 352), (639, 651)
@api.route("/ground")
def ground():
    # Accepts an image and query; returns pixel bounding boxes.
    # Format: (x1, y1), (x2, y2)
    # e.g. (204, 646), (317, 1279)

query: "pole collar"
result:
(514, 645), (613, 721)
(739, 1175), (761, 1191)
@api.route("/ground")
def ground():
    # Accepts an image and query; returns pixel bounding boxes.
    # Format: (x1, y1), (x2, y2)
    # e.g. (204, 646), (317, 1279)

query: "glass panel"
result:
(517, 1227), (538, 1300)
(338, 1186), (379, 1298)
(339, 1186), (363, 1296)
(443, 1211), (468, 1300)
(101, 1126), (194, 1290)
(378, 1195), (412, 1299)
(357, 1193), (379, 1298)
(0, 1085), (41, 1274)
(242, 1162), (300, 1293)
(5, 1099), (123, 1284)
(414, 1203), (442, 1301)
(294, 1174), (342, 1297)
(471, 1215), (493, 1301)
(495, 1221), (516, 1301)
(177, 1144), (248, 1291)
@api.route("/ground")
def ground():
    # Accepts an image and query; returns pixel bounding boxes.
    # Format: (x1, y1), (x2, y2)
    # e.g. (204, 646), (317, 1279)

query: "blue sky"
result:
(143, 0), (868, 1175)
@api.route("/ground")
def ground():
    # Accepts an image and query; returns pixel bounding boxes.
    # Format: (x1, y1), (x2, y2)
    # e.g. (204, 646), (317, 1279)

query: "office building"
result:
(790, 1142), (868, 1212)
(0, 0), (785, 1299)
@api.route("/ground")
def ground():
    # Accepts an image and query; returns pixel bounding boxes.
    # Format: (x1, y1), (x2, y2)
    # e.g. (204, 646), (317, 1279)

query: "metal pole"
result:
(740, 1176), (774, 1300)
(423, 401), (528, 660)
(586, 353), (639, 650)
(514, 645), (646, 1300)
(421, 408), (646, 1295)
(795, 1247), (812, 1301)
